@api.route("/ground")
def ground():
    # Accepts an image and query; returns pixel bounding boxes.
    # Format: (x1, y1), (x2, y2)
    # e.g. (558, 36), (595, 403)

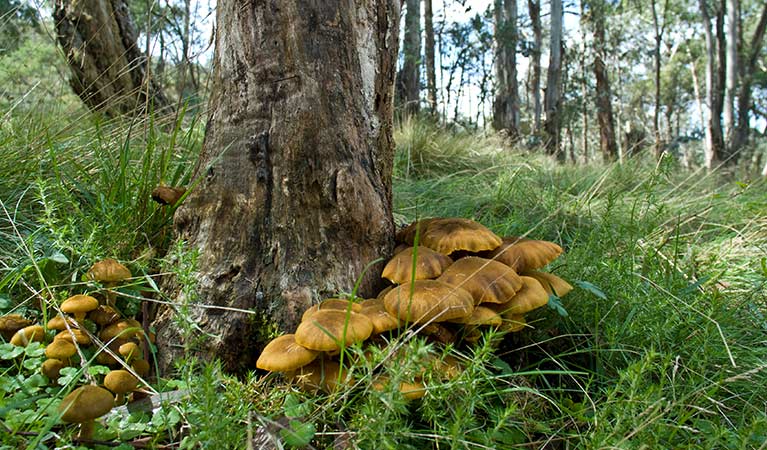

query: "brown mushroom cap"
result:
(100, 319), (143, 342)
(104, 370), (139, 395)
(86, 259), (132, 283)
(10, 325), (45, 346)
(371, 375), (427, 400)
(301, 299), (363, 322)
(45, 339), (77, 360)
(61, 295), (99, 318)
(118, 342), (142, 362)
(523, 271), (573, 297)
(501, 314), (527, 332)
(395, 218), (438, 245)
(295, 310), (373, 352)
(59, 385), (115, 423)
(358, 298), (401, 334)
(41, 358), (66, 381)
(131, 359), (150, 377)
(489, 276), (550, 316)
(54, 329), (91, 346)
(420, 218), (503, 255)
(151, 186), (186, 205)
(437, 257), (523, 305)
(0, 314), (32, 340)
(256, 334), (320, 372)
(446, 305), (502, 326)
(46, 315), (79, 331)
(287, 358), (350, 393)
(482, 236), (563, 272)
(383, 280), (474, 324)
(382, 246), (454, 284)
(88, 305), (121, 327)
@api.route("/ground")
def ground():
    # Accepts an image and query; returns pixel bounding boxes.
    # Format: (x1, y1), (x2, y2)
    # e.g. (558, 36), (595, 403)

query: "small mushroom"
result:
(104, 370), (139, 404)
(294, 310), (373, 352)
(437, 257), (523, 305)
(151, 186), (186, 205)
(482, 236), (563, 273)
(301, 299), (363, 322)
(58, 385), (115, 440)
(131, 358), (150, 377)
(256, 334), (319, 372)
(46, 314), (79, 332)
(86, 259), (132, 306)
(383, 280), (474, 325)
(45, 339), (77, 363)
(0, 314), (32, 340)
(358, 298), (401, 335)
(41, 358), (66, 382)
(118, 342), (142, 363)
(61, 295), (99, 324)
(54, 329), (92, 346)
(381, 246), (453, 284)
(88, 305), (121, 327)
(522, 271), (573, 297)
(10, 325), (45, 346)
(400, 218), (503, 255)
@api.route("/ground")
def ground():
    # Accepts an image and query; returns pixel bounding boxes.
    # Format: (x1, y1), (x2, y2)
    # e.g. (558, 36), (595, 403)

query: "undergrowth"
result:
(1, 111), (766, 449)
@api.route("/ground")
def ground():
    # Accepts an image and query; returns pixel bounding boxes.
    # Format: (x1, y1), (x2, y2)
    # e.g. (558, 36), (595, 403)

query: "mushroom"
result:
(46, 314), (79, 332)
(301, 299), (363, 322)
(54, 329), (92, 346)
(383, 280), (474, 324)
(437, 257), (523, 305)
(446, 305), (502, 327)
(118, 342), (141, 363)
(294, 310), (373, 352)
(104, 370), (139, 404)
(522, 271), (573, 297)
(58, 385), (115, 440)
(10, 325), (45, 346)
(150, 186), (186, 205)
(488, 276), (550, 316)
(399, 218), (502, 255)
(482, 236), (563, 273)
(256, 334), (319, 372)
(500, 314), (526, 332)
(287, 358), (350, 393)
(131, 358), (151, 377)
(86, 259), (132, 306)
(99, 319), (143, 344)
(381, 246), (453, 284)
(0, 314), (32, 340)
(60, 295), (99, 324)
(41, 358), (66, 382)
(371, 375), (427, 400)
(88, 305), (121, 328)
(357, 298), (401, 335)
(45, 339), (77, 363)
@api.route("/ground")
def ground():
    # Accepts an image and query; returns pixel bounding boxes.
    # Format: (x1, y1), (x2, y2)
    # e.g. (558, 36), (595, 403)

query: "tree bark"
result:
(732, 3), (767, 152)
(723, 0), (739, 146)
(589, 0), (617, 162)
(398, 0), (422, 116)
(53, 0), (171, 117)
(544, 0), (564, 159)
(493, 0), (519, 138)
(700, 0), (725, 168)
(650, 0), (669, 159)
(152, 0), (400, 373)
(424, 0), (438, 115)
(527, 0), (542, 134)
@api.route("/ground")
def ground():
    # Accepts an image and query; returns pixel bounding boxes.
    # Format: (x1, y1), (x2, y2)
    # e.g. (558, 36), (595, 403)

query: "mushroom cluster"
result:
(256, 217), (572, 399)
(1, 258), (149, 439)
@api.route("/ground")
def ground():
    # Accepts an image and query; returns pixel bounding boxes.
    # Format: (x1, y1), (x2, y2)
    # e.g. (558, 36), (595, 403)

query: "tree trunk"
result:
(528, 0), (542, 134)
(398, 0), (421, 116)
(53, 0), (170, 117)
(152, 0), (400, 373)
(700, 0), (725, 168)
(424, 0), (438, 115)
(544, 0), (564, 159)
(732, 3), (767, 152)
(493, 0), (519, 138)
(590, 0), (617, 162)
(723, 0), (739, 146)
(651, 0), (669, 159)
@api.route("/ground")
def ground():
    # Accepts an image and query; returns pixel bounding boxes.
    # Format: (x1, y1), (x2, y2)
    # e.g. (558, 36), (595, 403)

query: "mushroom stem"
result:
(115, 393), (125, 404)
(78, 420), (95, 440)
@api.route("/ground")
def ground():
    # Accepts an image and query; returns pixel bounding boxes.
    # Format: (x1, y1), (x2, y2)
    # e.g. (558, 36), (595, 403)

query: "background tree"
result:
(527, 0), (543, 135)
(0, 0), (38, 55)
(53, 0), (171, 117)
(152, 0), (400, 372)
(544, 0), (564, 159)
(493, 0), (520, 138)
(585, 0), (617, 161)
(398, 0), (422, 116)
(424, 0), (438, 115)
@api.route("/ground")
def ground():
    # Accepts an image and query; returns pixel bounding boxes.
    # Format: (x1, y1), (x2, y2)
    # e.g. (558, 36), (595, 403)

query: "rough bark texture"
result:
(733, 3), (767, 152)
(723, 0), (739, 144)
(492, 0), (519, 138)
(544, 0), (564, 159)
(53, 0), (170, 117)
(589, 0), (617, 162)
(528, 0), (542, 134)
(700, 0), (726, 167)
(153, 0), (400, 373)
(397, 0), (421, 116)
(424, 0), (438, 115)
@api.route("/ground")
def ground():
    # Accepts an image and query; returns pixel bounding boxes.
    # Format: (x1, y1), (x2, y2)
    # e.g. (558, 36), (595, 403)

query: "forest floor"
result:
(0, 111), (766, 449)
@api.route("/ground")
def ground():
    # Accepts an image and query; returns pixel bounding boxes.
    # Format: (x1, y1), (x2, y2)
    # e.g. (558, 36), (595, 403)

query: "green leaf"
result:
(547, 295), (568, 317)
(48, 251), (69, 264)
(0, 343), (25, 360)
(574, 280), (606, 299)
(280, 419), (315, 448)
(283, 393), (310, 417)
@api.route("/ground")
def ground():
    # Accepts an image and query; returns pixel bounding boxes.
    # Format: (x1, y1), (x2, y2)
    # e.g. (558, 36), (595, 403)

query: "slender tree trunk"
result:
(651, 0), (669, 159)
(493, 0), (519, 138)
(528, 0), (542, 134)
(544, 0), (564, 160)
(700, 0), (725, 168)
(723, 0), (739, 147)
(733, 3), (767, 151)
(398, 0), (422, 116)
(424, 0), (438, 116)
(690, 60), (712, 162)
(53, 0), (171, 117)
(589, 0), (617, 162)
(153, 0), (400, 373)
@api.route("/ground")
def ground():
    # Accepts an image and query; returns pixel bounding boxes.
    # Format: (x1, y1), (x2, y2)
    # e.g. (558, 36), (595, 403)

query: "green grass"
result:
(1, 105), (766, 449)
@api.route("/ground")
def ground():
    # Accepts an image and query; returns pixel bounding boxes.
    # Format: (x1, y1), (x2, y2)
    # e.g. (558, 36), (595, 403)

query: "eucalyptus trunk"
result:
(589, 0), (617, 162)
(722, 0), (739, 147)
(493, 0), (519, 138)
(53, 0), (170, 117)
(424, 0), (438, 115)
(528, 0), (542, 134)
(153, 0), (400, 373)
(733, 3), (767, 152)
(398, 0), (422, 116)
(544, 0), (564, 159)
(700, 0), (725, 168)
